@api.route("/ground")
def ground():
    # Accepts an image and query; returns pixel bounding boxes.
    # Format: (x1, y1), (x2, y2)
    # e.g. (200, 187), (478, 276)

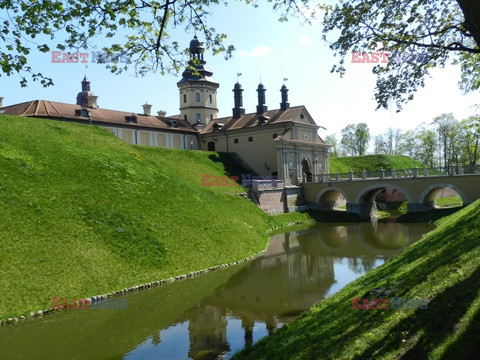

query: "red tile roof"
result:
(200, 105), (317, 134)
(0, 100), (198, 134)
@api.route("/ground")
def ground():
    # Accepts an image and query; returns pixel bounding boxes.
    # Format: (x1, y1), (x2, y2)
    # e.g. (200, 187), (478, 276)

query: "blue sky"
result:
(1, 2), (478, 141)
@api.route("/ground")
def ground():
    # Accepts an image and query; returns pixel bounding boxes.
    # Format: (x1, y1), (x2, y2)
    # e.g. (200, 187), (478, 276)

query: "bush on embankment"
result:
(0, 114), (280, 319)
(234, 200), (480, 359)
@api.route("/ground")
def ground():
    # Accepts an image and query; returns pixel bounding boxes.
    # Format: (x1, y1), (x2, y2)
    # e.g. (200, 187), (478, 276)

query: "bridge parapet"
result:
(308, 165), (480, 184)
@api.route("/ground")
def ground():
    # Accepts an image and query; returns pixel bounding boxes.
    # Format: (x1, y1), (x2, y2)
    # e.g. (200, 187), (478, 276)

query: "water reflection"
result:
(0, 222), (434, 360)
(127, 221), (433, 359)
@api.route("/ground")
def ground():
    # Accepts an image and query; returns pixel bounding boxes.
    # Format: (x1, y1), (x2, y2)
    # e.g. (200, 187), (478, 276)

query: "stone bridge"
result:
(302, 168), (480, 218)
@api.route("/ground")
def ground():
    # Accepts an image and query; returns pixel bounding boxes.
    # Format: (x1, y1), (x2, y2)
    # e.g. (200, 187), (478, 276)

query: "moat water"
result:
(0, 221), (434, 359)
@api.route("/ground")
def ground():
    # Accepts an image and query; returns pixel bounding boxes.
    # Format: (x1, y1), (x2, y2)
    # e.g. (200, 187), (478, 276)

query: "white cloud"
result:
(299, 36), (312, 46)
(239, 45), (272, 57)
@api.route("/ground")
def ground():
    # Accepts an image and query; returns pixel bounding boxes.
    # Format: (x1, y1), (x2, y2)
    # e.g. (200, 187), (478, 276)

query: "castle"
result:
(0, 36), (329, 185)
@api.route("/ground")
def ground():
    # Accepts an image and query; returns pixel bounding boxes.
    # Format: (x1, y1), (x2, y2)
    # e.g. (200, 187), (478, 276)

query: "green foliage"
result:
(457, 115), (480, 167)
(340, 123), (370, 156)
(0, 114), (279, 319)
(329, 154), (425, 174)
(0, 0), (315, 85)
(323, 0), (480, 110)
(234, 200), (480, 359)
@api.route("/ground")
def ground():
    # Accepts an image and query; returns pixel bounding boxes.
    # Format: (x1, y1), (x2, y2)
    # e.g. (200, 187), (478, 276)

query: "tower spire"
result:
(232, 82), (245, 118)
(177, 36), (219, 125)
(256, 83), (267, 115)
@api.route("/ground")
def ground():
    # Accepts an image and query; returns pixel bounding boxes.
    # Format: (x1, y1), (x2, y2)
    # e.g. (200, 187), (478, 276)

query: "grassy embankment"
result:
(0, 114), (311, 320)
(235, 200), (480, 359)
(329, 154), (427, 174)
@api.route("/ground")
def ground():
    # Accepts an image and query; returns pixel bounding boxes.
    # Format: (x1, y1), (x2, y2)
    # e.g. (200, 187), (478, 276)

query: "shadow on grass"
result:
(208, 153), (255, 180)
(353, 266), (480, 359)
(440, 302), (480, 359)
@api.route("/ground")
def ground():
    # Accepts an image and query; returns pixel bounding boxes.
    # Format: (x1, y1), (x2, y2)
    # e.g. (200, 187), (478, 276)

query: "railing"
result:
(303, 165), (480, 184)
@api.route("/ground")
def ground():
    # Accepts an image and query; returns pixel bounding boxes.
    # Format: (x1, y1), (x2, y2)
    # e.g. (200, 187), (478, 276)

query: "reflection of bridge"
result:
(302, 168), (480, 218)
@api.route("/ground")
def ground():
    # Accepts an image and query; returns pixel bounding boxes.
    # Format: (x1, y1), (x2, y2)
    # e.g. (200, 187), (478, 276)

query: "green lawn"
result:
(0, 114), (313, 320)
(435, 196), (463, 208)
(234, 199), (480, 359)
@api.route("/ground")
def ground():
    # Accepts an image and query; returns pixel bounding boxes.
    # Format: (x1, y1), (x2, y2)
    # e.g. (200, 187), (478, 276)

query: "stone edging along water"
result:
(0, 249), (267, 327)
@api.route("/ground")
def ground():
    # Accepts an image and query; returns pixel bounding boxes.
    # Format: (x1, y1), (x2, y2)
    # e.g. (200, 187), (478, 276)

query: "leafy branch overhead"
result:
(0, 0), (313, 87)
(322, 0), (480, 110)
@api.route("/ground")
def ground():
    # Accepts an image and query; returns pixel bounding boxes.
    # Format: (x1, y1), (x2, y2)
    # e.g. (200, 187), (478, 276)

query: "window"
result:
(183, 94), (187, 103)
(248, 137), (253, 142)
(196, 113), (201, 122)
(210, 114), (213, 121)
(272, 133), (278, 139)
(304, 132), (308, 140)
(196, 93), (200, 102)
(184, 114), (187, 121)
(209, 94), (213, 104)
(300, 114), (304, 119)
(234, 138), (239, 144)
(125, 115), (137, 123)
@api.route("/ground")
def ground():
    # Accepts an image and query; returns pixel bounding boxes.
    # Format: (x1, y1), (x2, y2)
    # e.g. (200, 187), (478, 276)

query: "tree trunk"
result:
(457, 0), (480, 48)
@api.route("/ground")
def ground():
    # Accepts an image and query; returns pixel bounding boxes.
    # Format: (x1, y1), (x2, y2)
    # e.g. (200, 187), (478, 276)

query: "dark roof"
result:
(200, 105), (318, 134)
(0, 100), (197, 133)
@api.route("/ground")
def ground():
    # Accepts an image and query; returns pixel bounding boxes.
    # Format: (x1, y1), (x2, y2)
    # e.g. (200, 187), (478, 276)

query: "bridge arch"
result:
(419, 183), (468, 207)
(315, 187), (351, 211)
(355, 183), (413, 204)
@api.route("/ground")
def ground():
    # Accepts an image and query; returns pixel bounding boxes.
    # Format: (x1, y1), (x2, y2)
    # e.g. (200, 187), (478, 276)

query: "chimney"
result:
(256, 83), (267, 115)
(0, 97), (3, 108)
(232, 82), (246, 118)
(86, 95), (98, 109)
(280, 85), (290, 110)
(157, 110), (167, 117)
(142, 102), (152, 116)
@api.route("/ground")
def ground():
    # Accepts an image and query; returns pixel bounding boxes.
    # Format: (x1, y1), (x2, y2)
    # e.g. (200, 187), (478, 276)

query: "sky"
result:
(1, 2), (478, 143)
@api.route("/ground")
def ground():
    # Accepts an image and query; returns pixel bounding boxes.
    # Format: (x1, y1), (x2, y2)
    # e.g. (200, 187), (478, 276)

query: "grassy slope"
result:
(235, 200), (480, 359)
(0, 114), (286, 319)
(330, 154), (426, 173)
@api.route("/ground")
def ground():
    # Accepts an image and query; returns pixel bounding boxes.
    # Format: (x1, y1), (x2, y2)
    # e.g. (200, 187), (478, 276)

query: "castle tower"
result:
(76, 75), (98, 108)
(232, 82), (245, 118)
(177, 36), (219, 126)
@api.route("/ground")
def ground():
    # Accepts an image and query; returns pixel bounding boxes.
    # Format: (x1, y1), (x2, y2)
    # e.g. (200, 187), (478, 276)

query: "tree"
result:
(324, 134), (339, 157)
(340, 124), (356, 156)
(322, 1), (480, 110)
(397, 130), (418, 160)
(374, 135), (387, 154)
(384, 128), (401, 155)
(340, 123), (370, 156)
(0, 0), (315, 86)
(457, 115), (480, 170)
(415, 128), (437, 168)
(355, 123), (370, 155)
(433, 113), (458, 169)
